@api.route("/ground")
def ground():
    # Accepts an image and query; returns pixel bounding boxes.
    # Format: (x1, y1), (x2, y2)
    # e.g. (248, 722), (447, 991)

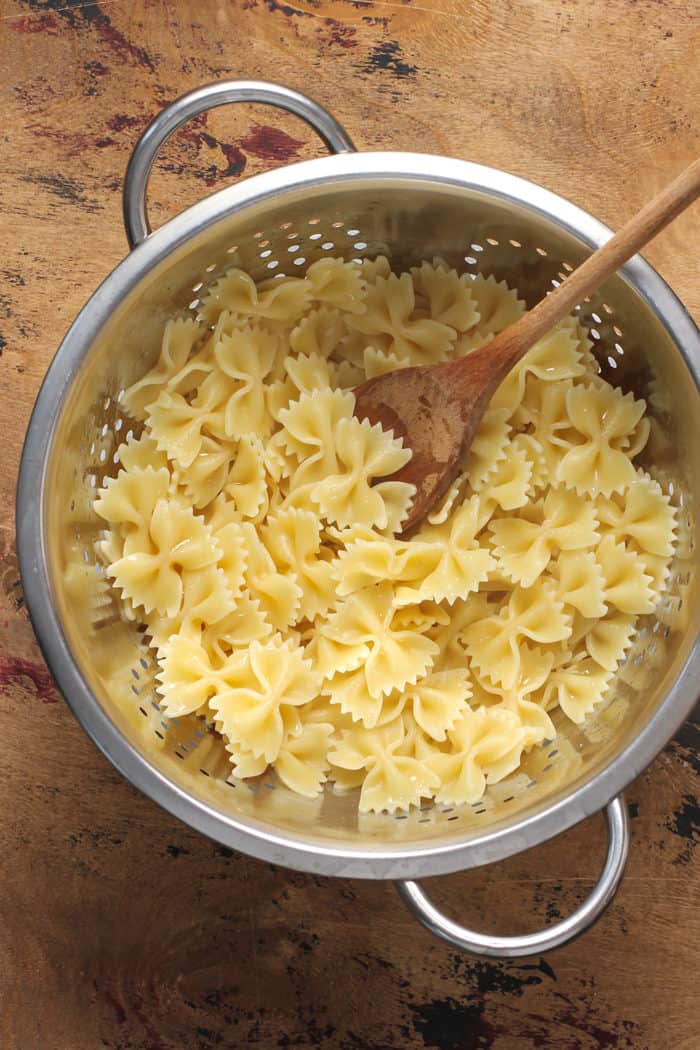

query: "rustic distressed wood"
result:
(1, 2), (699, 1048)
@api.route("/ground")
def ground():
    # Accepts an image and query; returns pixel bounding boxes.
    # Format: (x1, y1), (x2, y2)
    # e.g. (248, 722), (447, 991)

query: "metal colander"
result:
(17, 82), (700, 958)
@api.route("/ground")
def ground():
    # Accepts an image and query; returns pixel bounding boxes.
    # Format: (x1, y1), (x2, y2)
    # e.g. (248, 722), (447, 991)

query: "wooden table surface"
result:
(2, 2), (699, 1048)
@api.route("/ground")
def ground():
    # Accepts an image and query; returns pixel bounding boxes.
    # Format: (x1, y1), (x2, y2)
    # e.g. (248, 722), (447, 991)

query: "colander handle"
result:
(123, 80), (356, 248)
(396, 794), (629, 958)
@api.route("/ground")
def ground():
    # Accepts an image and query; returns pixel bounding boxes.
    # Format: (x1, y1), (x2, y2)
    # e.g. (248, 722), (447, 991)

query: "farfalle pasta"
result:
(94, 257), (677, 813)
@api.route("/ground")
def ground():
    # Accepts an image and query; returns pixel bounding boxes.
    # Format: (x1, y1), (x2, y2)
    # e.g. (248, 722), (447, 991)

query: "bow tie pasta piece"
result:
(275, 721), (335, 797)
(115, 433), (170, 474)
(359, 255), (392, 284)
(348, 272), (456, 364)
(541, 655), (614, 723)
(362, 346), (411, 380)
(583, 612), (637, 671)
(500, 695), (555, 750)
(306, 257), (367, 314)
(157, 633), (220, 717)
(552, 550), (607, 619)
(284, 352), (337, 394)
(198, 268), (311, 326)
(410, 261), (480, 332)
(474, 644), (557, 751)
(428, 593), (494, 672)
(309, 415), (414, 532)
(557, 383), (648, 496)
(464, 581), (572, 691)
(221, 434), (269, 521)
(333, 533), (423, 596)
(210, 638), (321, 764)
(464, 407), (511, 489)
(236, 522), (302, 630)
(431, 706), (530, 807)
(426, 471), (470, 527)
(329, 718), (440, 813)
(289, 306), (347, 359)
(146, 565), (235, 651)
(206, 325), (279, 440)
(596, 475), (676, 558)
(595, 534), (655, 615)
(318, 582), (439, 703)
(201, 595), (274, 662)
(519, 379), (578, 474)
(489, 316), (588, 416)
(261, 508), (336, 620)
(213, 521), (248, 599)
(394, 498), (494, 605)
(401, 669), (472, 741)
(486, 443), (533, 512)
(108, 500), (222, 618)
(489, 488), (599, 587)
(146, 389), (219, 470)
(94, 464), (172, 537)
(454, 274), (525, 356)
(513, 433), (548, 497)
(277, 388), (355, 486)
(473, 641), (555, 703)
(321, 667), (385, 729)
(62, 544), (114, 637)
(181, 435), (236, 510)
(123, 316), (206, 419)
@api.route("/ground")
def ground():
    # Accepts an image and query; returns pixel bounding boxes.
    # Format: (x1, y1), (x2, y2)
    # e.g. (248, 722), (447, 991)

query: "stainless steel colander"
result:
(17, 82), (700, 958)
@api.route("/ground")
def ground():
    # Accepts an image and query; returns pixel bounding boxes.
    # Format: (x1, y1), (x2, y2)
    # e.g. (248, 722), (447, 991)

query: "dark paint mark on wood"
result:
(9, 12), (58, 33)
(106, 113), (147, 133)
(665, 793), (699, 864)
(362, 40), (418, 80)
(166, 844), (191, 857)
(672, 705), (700, 774)
(264, 0), (314, 16)
(240, 124), (305, 163)
(198, 132), (247, 178)
(20, 172), (101, 212)
(450, 954), (556, 996)
(628, 801), (639, 818)
(27, 125), (100, 157)
(84, 60), (110, 77)
(0, 333), (6, 356)
(93, 980), (127, 1025)
(549, 991), (641, 1049)
(410, 997), (494, 1050)
(2, 271), (26, 287)
(0, 656), (58, 703)
(17, 0), (156, 72)
(325, 18), (358, 48)
(175, 122), (247, 186)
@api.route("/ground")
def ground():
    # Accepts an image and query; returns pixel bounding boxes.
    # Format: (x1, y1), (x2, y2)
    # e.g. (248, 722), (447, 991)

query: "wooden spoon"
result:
(354, 158), (700, 533)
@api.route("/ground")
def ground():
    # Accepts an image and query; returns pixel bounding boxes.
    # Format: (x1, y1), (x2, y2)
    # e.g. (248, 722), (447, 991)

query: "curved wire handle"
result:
(396, 795), (629, 957)
(123, 80), (356, 249)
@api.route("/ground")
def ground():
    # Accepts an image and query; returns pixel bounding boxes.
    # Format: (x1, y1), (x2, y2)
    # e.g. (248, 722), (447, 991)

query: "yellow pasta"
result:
(95, 257), (677, 813)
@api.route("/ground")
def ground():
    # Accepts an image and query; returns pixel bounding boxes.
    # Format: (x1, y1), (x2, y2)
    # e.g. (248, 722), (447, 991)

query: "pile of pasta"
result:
(94, 256), (677, 813)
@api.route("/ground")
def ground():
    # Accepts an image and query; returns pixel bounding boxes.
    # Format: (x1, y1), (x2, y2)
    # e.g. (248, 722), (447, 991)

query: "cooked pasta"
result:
(94, 257), (677, 813)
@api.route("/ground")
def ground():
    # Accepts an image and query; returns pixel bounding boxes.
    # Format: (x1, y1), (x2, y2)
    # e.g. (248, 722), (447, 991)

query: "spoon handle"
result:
(473, 155), (700, 376)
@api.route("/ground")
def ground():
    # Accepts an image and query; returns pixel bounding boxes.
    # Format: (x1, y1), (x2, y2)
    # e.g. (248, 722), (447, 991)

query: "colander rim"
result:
(16, 150), (700, 878)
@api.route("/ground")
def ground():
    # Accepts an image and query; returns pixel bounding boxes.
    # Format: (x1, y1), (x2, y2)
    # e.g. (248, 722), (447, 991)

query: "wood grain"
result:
(1, 2), (699, 1049)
